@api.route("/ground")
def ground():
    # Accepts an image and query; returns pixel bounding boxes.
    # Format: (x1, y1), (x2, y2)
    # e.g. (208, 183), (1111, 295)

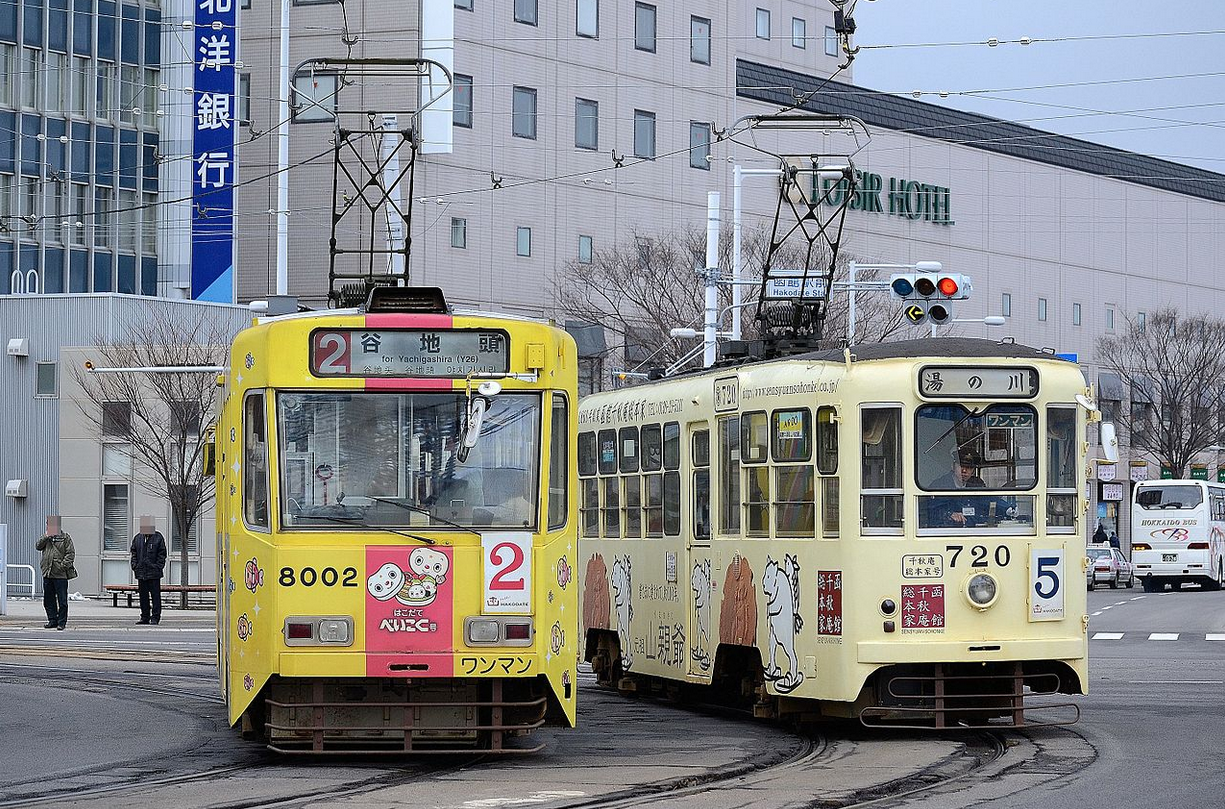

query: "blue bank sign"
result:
(191, 0), (236, 302)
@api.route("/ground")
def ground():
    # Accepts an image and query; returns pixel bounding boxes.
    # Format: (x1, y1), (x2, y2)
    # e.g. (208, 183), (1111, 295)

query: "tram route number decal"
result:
(482, 533), (533, 613)
(945, 544), (1011, 568)
(1029, 548), (1065, 621)
(278, 566), (359, 587)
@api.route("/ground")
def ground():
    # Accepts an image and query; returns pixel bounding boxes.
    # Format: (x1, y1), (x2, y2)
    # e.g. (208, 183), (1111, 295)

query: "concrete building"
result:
(0, 294), (248, 595)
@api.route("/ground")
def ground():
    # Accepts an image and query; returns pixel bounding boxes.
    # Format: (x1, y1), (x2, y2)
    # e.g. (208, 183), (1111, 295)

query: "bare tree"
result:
(1097, 309), (1225, 478)
(558, 225), (908, 383)
(73, 309), (231, 607)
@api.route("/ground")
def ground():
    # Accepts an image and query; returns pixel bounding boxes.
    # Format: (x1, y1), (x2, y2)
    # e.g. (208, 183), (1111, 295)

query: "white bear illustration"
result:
(761, 554), (804, 693)
(409, 547), (449, 584)
(690, 559), (712, 671)
(367, 562), (406, 601)
(610, 555), (633, 669)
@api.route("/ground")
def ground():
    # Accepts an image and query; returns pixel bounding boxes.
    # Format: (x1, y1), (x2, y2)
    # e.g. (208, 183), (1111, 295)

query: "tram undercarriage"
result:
(246, 676), (557, 753)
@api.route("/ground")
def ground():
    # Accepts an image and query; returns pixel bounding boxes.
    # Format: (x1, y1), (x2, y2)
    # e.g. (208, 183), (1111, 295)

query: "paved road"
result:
(0, 591), (1221, 808)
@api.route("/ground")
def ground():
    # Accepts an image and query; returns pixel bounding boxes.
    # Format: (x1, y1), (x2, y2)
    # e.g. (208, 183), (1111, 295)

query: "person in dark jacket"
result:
(37, 515), (76, 630)
(1093, 522), (1109, 545)
(130, 516), (168, 625)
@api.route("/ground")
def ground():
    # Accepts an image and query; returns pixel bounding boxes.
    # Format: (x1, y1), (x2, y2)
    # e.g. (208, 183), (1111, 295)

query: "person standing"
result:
(37, 515), (76, 630)
(130, 516), (167, 625)
(1093, 522), (1109, 545)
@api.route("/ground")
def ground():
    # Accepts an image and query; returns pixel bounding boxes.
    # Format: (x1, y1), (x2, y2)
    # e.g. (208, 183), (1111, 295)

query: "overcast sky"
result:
(850, 0), (1225, 173)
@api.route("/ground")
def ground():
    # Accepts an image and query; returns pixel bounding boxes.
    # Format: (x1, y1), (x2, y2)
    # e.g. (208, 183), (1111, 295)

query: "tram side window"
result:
(602, 477), (621, 537)
(861, 407), (903, 530)
(693, 428), (711, 540)
(548, 396), (569, 531)
(579, 430), (599, 537)
(741, 411), (769, 463)
(644, 472), (664, 536)
(243, 392), (270, 530)
(663, 422), (681, 470)
(1046, 406), (1077, 531)
(772, 409), (814, 538)
(741, 412), (770, 536)
(664, 471), (681, 535)
(623, 475), (642, 537)
(619, 426), (639, 473)
(598, 429), (617, 475)
(817, 406), (839, 537)
(719, 416), (741, 534)
(579, 431), (597, 477)
(641, 424), (663, 471)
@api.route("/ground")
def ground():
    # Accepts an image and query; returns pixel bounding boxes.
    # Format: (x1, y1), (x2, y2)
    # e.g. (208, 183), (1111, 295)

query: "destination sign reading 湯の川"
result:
(918, 366), (1038, 399)
(311, 330), (510, 377)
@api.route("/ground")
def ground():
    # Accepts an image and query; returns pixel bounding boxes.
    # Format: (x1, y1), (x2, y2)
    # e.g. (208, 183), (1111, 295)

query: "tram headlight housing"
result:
(966, 573), (999, 609)
(464, 616), (534, 647)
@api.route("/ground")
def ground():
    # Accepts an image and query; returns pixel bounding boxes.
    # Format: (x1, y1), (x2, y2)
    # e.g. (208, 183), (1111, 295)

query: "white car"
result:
(1087, 545), (1134, 590)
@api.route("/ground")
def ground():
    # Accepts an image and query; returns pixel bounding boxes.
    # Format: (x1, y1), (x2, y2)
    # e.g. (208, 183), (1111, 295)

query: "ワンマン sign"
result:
(819, 170), (953, 226)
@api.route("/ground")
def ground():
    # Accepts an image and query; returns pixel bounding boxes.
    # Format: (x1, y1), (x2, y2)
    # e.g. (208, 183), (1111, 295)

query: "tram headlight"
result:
(467, 619), (500, 644)
(966, 573), (998, 609)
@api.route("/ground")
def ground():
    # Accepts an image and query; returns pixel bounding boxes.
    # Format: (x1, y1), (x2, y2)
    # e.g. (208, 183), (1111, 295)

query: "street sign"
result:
(764, 275), (828, 300)
(1191, 465), (1208, 480)
(904, 303), (927, 325)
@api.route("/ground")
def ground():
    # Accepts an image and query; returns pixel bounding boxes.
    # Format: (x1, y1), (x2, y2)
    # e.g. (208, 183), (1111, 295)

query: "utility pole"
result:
(703, 191), (721, 367)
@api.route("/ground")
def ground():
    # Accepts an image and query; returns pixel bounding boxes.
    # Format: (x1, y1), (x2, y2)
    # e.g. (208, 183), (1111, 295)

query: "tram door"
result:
(687, 423), (715, 678)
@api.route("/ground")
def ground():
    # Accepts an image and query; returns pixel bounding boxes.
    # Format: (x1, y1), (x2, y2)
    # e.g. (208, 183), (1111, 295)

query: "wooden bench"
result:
(104, 584), (215, 608)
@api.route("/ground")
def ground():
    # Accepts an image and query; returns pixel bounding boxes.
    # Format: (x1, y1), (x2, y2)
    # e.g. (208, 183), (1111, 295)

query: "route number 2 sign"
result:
(482, 533), (533, 614)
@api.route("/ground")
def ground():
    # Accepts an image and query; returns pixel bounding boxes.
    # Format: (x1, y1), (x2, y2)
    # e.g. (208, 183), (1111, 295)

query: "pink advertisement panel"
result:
(365, 546), (455, 676)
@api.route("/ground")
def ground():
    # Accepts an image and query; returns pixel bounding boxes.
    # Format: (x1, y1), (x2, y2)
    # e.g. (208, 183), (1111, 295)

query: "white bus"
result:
(1130, 479), (1225, 592)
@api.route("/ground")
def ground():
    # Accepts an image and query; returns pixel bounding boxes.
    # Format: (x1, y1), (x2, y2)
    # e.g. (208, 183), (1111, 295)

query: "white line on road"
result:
(1148, 633), (1180, 641)
(1092, 632), (1124, 640)
(1130, 596), (1146, 600)
(1091, 611), (1102, 616)
(1207, 634), (1225, 641)
(1128, 680), (1224, 685)
(1101, 605), (1114, 610)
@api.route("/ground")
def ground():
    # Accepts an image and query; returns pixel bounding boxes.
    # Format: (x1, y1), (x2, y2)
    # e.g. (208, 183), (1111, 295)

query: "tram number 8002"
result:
(279, 566), (359, 587)
(946, 544), (1011, 568)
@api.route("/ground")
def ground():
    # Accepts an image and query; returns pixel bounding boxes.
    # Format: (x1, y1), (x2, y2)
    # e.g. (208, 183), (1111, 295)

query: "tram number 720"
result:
(946, 544), (1011, 568)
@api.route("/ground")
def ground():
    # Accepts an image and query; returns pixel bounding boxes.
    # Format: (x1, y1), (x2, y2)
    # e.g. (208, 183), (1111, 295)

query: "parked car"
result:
(1088, 544), (1134, 589)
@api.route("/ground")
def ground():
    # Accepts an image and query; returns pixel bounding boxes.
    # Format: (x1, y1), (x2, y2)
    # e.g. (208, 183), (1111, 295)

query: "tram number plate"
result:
(482, 533), (533, 614)
(1163, 553), (1177, 562)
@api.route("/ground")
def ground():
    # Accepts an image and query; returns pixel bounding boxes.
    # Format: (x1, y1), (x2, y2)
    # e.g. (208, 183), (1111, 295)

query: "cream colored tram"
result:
(577, 338), (1093, 728)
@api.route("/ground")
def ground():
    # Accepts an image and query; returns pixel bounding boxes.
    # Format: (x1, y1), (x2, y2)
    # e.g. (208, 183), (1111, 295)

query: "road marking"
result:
(1101, 605), (1114, 610)
(1128, 680), (1225, 685)
(1148, 633), (1179, 641)
(1090, 611), (1102, 616)
(1092, 632), (1124, 640)
(1207, 634), (1225, 641)
(1130, 596), (1146, 600)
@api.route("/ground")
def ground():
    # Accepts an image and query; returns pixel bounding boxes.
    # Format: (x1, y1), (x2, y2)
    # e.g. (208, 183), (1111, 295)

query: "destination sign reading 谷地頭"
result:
(918, 366), (1038, 399)
(311, 330), (510, 377)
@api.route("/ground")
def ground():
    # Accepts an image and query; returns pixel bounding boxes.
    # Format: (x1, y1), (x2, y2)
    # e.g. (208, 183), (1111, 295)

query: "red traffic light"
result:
(937, 276), (959, 297)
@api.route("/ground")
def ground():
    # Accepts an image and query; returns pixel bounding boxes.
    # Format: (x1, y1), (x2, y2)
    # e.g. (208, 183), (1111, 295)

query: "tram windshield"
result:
(278, 392), (541, 530)
(915, 404), (1037, 491)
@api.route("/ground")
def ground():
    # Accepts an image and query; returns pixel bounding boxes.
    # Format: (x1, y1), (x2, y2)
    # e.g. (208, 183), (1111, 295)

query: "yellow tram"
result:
(212, 288), (578, 752)
(578, 338), (1099, 728)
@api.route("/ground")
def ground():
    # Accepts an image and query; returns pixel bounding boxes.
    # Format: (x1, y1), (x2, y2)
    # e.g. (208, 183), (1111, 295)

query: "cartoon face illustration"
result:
(409, 547), (449, 583)
(236, 613), (253, 641)
(550, 621), (566, 655)
(396, 574), (439, 607)
(368, 562), (406, 601)
(406, 583), (428, 601)
(556, 556), (572, 590)
(244, 558), (264, 593)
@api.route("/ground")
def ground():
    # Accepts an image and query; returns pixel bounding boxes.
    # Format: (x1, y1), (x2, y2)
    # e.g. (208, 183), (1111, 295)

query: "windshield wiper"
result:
(291, 510), (436, 545)
(925, 406), (986, 455)
(368, 495), (483, 538)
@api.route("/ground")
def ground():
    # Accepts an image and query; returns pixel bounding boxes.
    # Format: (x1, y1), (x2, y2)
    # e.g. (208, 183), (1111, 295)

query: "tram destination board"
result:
(918, 365), (1038, 399)
(311, 329), (510, 377)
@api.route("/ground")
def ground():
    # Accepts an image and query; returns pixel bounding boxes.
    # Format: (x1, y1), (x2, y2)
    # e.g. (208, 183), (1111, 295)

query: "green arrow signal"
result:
(905, 303), (927, 324)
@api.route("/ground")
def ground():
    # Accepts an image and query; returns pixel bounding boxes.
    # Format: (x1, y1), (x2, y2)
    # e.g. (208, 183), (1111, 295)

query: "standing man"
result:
(130, 516), (167, 625)
(37, 515), (76, 630)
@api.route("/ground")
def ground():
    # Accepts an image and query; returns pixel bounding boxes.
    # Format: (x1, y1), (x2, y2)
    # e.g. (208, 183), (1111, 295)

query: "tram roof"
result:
(799, 337), (1062, 364)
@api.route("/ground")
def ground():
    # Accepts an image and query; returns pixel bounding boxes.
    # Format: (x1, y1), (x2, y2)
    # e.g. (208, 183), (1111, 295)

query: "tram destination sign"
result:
(311, 329), (510, 377)
(918, 366), (1038, 399)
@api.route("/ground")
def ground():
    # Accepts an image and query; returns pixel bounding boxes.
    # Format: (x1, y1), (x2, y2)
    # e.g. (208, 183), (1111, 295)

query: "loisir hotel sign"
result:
(815, 169), (954, 226)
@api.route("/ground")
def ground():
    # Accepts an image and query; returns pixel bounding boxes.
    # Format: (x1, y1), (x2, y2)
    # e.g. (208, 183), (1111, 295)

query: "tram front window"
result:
(278, 392), (542, 530)
(915, 404), (1037, 531)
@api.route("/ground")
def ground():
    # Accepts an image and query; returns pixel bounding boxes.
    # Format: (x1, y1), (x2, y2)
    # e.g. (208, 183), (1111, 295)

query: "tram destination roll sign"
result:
(918, 366), (1038, 399)
(311, 330), (510, 377)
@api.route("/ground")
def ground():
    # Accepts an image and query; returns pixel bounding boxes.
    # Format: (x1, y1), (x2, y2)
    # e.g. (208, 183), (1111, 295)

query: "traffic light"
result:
(888, 272), (973, 326)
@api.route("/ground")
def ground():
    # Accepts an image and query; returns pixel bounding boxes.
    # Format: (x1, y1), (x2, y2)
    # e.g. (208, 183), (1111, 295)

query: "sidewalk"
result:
(0, 597), (216, 627)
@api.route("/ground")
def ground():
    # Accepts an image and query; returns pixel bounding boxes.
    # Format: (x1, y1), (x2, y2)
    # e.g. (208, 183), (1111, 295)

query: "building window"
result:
(102, 401), (132, 436)
(119, 64), (140, 124)
(240, 0), (250, 8)
(21, 48), (40, 108)
(291, 71), (338, 123)
(170, 487), (200, 554)
(575, 98), (598, 150)
(238, 73), (250, 126)
(103, 483), (130, 552)
(634, 2), (656, 52)
(72, 55), (91, 116)
(1105, 307), (1115, 330)
(0, 44), (13, 107)
(791, 17), (806, 48)
(1137, 311), (1146, 330)
(455, 0), (472, 8)
(119, 188), (137, 252)
(102, 444), (131, 476)
(690, 16), (710, 64)
(1072, 302), (1082, 326)
(142, 192), (157, 254)
(577, 0), (597, 37)
(1001, 292), (1012, 318)
(144, 68), (159, 118)
(1037, 297), (1047, 322)
(512, 86), (537, 139)
(633, 109), (655, 159)
(0, 174), (10, 223)
(824, 26), (838, 56)
(689, 122), (711, 169)
(94, 187), (113, 248)
(755, 8), (770, 40)
(450, 216), (467, 248)
(516, 226), (532, 257)
(96, 63), (114, 120)
(514, 0), (537, 25)
(453, 74), (473, 128)
(71, 184), (88, 246)
(47, 52), (68, 112)
(35, 362), (57, 396)
(578, 234), (593, 264)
